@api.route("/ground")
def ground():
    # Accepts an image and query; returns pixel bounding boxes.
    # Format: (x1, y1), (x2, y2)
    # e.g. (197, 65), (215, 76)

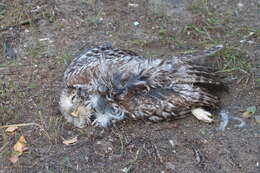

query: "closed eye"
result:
(90, 113), (96, 122)
(71, 95), (76, 101)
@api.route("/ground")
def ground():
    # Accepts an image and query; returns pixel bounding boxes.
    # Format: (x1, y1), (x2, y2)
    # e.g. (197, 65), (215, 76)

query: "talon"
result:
(191, 107), (214, 123)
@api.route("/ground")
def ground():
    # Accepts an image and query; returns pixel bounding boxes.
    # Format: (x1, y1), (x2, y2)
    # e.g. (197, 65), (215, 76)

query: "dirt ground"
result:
(0, 0), (259, 172)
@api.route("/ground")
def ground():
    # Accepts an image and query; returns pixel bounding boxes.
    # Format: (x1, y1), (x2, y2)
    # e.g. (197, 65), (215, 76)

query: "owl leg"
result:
(191, 107), (214, 123)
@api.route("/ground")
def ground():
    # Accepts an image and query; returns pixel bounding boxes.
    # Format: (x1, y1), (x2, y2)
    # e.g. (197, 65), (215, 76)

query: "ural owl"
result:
(59, 44), (223, 128)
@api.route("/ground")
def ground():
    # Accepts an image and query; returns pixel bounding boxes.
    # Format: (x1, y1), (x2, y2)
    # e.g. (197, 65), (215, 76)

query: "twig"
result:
(124, 148), (140, 172)
(192, 145), (203, 164)
(0, 18), (32, 32)
(153, 144), (163, 163)
(0, 142), (8, 152)
(112, 129), (125, 155)
(0, 122), (40, 128)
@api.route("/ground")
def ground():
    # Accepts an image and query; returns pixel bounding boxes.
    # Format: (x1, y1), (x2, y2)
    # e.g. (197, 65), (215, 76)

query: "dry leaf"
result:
(9, 155), (19, 164)
(5, 126), (18, 133)
(63, 136), (78, 145)
(242, 106), (257, 118)
(241, 111), (251, 118)
(18, 136), (26, 143)
(13, 136), (27, 154)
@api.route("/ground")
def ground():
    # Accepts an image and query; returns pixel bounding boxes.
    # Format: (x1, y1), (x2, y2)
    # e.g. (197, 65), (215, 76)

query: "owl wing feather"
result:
(63, 45), (145, 89)
(119, 84), (219, 121)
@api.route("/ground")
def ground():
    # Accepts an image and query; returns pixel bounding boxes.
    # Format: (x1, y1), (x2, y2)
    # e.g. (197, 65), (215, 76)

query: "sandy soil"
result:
(0, 0), (259, 172)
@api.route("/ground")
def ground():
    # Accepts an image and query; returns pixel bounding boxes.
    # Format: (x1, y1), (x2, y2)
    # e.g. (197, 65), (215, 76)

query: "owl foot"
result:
(191, 107), (214, 123)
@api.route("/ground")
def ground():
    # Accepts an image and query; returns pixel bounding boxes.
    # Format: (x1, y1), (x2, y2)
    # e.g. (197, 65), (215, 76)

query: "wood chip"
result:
(13, 136), (27, 154)
(63, 136), (78, 145)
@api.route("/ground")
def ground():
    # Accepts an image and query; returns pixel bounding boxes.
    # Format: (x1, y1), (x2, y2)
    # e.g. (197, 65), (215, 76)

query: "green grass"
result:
(130, 39), (148, 47)
(38, 111), (63, 144)
(187, 0), (212, 14)
(217, 47), (252, 74)
(25, 40), (47, 58)
(42, 8), (57, 23)
(57, 52), (73, 65)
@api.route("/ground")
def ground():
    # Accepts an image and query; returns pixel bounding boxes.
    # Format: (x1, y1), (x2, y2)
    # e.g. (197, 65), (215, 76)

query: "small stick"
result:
(192, 145), (203, 164)
(153, 144), (163, 163)
(0, 122), (40, 128)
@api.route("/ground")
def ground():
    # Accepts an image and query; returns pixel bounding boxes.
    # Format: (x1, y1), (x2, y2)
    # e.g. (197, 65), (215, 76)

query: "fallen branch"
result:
(0, 122), (40, 128)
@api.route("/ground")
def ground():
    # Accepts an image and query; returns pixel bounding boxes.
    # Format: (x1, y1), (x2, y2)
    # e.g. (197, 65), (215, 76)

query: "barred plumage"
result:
(59, 44), (223, 128)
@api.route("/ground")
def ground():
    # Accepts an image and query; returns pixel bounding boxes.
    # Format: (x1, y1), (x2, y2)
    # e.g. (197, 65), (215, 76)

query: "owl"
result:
(59, 44), (224, 128)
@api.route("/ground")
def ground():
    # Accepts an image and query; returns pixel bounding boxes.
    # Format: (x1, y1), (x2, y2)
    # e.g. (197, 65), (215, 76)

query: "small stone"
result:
(128, 3), (139, 7)
(255, 116), (260, 124)
(169, 139), (175, 147)
(237, 2), (244, 8)
(165, 162), (176, 170)
(39, 38), (50, 42)
(120, 167), (129, 173)
(133, 21), (140, 26)
(99, 17), (103, 22)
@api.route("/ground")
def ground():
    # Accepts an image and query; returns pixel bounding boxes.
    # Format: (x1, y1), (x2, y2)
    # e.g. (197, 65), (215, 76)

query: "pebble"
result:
(133, 21), (140, 26)
(128, 3), (139, 7)
(169, 139), (175, 147)
(165, 162), (176, 171)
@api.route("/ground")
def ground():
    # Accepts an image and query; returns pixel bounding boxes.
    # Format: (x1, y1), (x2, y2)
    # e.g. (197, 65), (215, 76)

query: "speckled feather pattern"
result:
(60, 44), (223, 128)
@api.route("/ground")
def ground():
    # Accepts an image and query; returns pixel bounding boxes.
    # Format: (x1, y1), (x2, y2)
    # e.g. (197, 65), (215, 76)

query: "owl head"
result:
(59, 88), (125, 128)
(59, 88), (93, 128)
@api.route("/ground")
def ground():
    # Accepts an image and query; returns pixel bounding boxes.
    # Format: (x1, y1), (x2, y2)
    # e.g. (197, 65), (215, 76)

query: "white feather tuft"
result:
(59, 89), (74, 113)
(191, 107), (213, 123)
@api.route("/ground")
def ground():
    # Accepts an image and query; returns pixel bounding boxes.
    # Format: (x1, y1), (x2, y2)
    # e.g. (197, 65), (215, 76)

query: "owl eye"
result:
(71, 95), (76, 101)
(76, 87), (82, 95)
(89, 113), (96, 122)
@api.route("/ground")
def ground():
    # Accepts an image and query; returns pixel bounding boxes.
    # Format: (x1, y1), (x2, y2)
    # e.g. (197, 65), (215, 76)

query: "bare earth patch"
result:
(0, 0), (259, 172)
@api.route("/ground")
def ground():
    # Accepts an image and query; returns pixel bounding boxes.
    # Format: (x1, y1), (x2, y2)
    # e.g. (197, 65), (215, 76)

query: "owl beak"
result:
(191, 107), (214, 123)
(71, 106), (80, 117)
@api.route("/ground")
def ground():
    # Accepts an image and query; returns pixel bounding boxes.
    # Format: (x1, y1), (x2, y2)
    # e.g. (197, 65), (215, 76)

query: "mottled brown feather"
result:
(60, 44), (224, 127)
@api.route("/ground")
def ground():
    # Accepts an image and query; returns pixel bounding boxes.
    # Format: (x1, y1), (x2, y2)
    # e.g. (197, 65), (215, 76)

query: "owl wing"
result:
(63, 45), (144, 89)
(118, 83), (219, 121)
(96, 55), (223, 103)
(163, 44), (223, 86)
